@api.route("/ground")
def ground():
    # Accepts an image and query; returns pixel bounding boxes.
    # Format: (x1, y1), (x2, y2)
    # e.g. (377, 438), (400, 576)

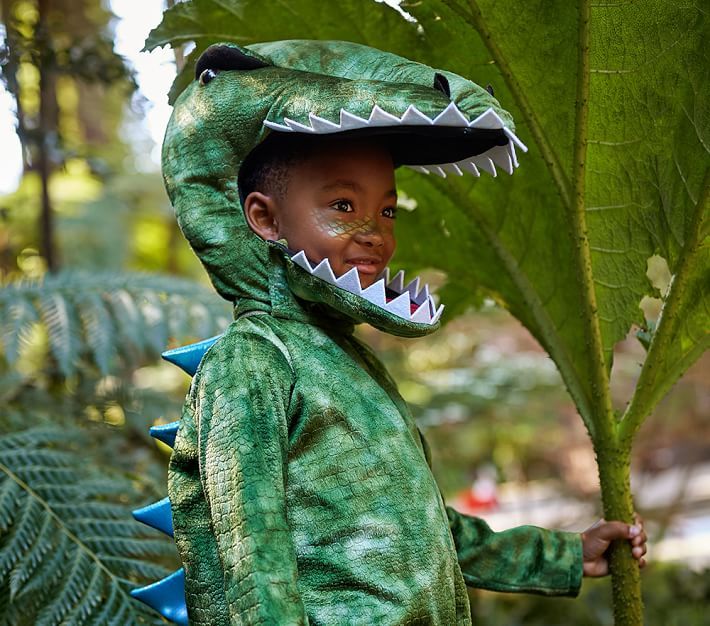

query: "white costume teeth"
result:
(411, 301), (433, 324)
(289, 253), (443, 326)
(472, 156), (497, 177)
(334, 267), (361, 293)
(433, 102), (469, 126)
(413, 284), (430, 306)
(488, 145), (514, 175)
(264, 105), (527, 179)
(311, 258), (338, 284)
(361, 279), (387, 307)
(401, 104), (434, 125)
(386, 292), (412, 318)
(388, 270), (406, 294)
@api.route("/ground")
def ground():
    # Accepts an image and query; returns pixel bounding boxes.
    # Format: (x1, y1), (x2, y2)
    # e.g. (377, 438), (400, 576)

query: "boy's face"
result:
(245, 141), (397, 288)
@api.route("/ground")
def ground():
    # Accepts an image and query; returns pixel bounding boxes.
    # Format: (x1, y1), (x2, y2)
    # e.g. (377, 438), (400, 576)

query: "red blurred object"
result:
(453, 470), (499, 514)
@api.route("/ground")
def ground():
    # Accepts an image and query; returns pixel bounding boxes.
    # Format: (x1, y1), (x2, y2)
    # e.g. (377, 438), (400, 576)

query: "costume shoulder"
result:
(188, 315), (294, 398)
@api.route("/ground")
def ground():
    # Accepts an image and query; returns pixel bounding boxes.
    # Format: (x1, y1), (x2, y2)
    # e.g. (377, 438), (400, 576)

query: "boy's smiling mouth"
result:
(345, 255), (383, 275)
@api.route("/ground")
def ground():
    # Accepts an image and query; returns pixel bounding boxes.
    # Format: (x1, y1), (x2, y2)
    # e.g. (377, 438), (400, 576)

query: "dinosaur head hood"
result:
(162, 40), (525, 337)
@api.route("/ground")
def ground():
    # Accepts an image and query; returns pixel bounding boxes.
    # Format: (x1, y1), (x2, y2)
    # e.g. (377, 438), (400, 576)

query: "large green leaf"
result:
(403, 0), (709, 430)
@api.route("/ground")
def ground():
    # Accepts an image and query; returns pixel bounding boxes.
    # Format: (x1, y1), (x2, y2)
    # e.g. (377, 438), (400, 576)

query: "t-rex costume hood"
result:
(131, 40), (581, 625)
(161, 39), (524, 336)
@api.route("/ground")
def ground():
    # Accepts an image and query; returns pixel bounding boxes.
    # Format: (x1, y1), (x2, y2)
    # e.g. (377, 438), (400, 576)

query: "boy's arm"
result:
(446, 506), (583, 596)
(416, 428), (582, 596)
(194, 326), (308, 624)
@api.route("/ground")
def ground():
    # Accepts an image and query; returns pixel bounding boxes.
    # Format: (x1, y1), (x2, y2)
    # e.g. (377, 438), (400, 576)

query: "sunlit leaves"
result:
(144, 0), (426, 103)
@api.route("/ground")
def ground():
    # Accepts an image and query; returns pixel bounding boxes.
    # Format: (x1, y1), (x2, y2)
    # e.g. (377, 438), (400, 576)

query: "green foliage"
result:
(0, 270), (231, 376)
(0, 0), (137, 168)
(0, 426), (175, 625)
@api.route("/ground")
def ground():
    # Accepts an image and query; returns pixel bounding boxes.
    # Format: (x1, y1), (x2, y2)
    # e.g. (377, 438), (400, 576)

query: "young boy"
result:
(160, 42), (646, 624)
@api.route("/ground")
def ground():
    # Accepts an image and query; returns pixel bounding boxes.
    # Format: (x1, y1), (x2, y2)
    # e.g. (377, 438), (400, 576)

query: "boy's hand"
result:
(581, 514), (647, 577)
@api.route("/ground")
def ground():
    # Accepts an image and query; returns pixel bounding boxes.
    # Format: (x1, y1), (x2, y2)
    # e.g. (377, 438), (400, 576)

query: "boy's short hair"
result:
(239, 133), (307, 202)
(238, 133), (393, 204)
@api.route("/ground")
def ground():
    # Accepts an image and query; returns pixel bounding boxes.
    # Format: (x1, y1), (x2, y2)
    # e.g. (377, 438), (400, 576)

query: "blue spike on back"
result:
(161, 334), (223, 376)
(150, 421), (180, 448)
(133, 334), (223, 622)
(131, 568), (188, 625)
(133, 497), (174, 537)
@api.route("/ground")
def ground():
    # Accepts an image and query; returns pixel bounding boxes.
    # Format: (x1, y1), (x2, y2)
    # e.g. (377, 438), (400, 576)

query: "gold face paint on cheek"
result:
(312, 210), (375, 240)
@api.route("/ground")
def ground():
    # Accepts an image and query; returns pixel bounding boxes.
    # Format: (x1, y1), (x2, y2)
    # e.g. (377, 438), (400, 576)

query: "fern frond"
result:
(0, 270), (231, 377)
(9, 513), (53, 597)
(0, 480), (21, 530)
(0, 297), (38, 364)
(76, 292), (116, 375)
(0, 426), (176, 624)
(39, 291), (83, 377)
(100, 555), (173, 581)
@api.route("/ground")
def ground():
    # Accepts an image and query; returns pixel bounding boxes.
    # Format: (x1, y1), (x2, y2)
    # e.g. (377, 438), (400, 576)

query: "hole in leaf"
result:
(636, 255), (672, 349)
(646, 254), (672, 297)
(639, 295), (663, 325)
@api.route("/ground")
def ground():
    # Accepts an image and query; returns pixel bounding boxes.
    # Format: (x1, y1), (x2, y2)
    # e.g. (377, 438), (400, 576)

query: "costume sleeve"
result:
(193, 325), (308, 624)
(416, 428), (582, 597)
(446, 507), (583, 596)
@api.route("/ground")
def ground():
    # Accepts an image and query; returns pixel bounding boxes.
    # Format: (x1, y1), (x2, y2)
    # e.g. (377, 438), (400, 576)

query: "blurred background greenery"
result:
(0, 0), (707, 624)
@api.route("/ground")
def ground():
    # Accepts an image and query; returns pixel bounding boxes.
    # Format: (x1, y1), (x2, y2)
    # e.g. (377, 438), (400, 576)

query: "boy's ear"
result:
(243, 191), (280, 240)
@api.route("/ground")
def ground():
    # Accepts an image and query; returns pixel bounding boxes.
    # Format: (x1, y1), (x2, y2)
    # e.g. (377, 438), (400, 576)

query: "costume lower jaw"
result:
(289, 250), (445, 325)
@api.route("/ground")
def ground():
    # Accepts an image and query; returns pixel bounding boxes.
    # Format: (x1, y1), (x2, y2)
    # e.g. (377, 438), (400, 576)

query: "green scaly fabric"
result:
(164, 39), (582, 624)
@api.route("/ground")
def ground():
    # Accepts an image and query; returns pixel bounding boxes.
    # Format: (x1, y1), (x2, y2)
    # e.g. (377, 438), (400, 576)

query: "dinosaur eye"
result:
(199, 68), (218, 86)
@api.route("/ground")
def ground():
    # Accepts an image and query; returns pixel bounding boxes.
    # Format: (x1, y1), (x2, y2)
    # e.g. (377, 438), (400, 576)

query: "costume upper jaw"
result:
(249, 39), (527, 178)
(263, 102), (525, 178)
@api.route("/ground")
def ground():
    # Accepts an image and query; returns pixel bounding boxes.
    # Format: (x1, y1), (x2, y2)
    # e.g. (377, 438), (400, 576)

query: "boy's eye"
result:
(331, 200), (353, 213)
(382, 206), (397, 219)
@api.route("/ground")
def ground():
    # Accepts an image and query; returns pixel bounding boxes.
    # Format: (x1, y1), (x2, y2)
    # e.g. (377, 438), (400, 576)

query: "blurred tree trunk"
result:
(165, 0), (183, 274)
(36, 0), (58, 271)
(1, 0), (135, 274)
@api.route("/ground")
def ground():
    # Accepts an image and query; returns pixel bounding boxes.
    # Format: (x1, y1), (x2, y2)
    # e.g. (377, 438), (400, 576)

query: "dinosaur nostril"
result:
(486, 84), (495, 97)
(433, 72), (451, 98)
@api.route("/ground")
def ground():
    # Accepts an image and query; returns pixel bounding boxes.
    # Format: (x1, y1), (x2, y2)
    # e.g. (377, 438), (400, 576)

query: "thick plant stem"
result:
(596, 441), (643, 626)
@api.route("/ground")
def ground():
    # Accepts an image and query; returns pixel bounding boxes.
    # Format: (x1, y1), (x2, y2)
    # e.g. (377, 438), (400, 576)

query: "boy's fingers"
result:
(591, 521), (633, 541)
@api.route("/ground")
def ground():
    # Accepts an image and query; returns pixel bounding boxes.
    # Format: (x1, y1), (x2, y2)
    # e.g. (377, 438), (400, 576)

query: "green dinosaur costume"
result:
(162, 40), (583, 624)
